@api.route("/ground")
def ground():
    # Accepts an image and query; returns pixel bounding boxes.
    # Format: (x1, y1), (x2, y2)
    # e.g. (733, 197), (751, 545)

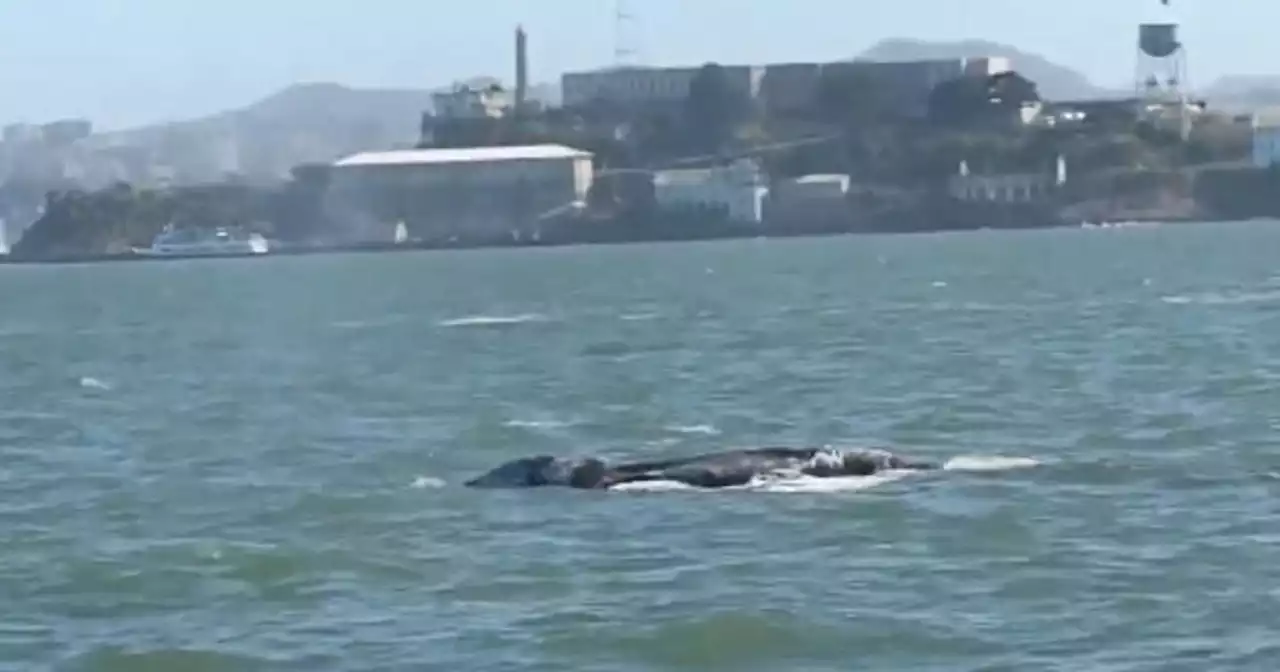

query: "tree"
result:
(684, 63), (748, 153)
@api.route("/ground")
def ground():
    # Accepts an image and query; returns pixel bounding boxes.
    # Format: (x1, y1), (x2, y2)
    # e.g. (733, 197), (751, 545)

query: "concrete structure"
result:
(829, 57), (1012, 119)
(947, 156), (1067, 203)
(764, 174), (850, 231)
(652, 159), (767, 224)
(756, 56), (1012, 119)
(431, 82), (511, 120)
(564, 56), (1008, 119)
(40, 119), (92, 146)
(327, 144), (594, 242)
(514, 25), (529, 116)
(2, 123), (42, 145)
(759, 63), (825, 117)
(1251, 110), (1280, 168)
(562, 65), (763, 111)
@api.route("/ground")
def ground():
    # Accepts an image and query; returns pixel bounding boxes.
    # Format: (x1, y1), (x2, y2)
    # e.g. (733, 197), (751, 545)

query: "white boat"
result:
(134, 225), (270, 257)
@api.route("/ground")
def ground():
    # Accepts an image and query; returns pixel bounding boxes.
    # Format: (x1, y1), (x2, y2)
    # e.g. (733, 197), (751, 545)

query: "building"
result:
(753, 56), (1014, 119)
(327, 144), (594, 242)
(562, 56), (1009, 120)
(432, 82), (512, 120)
(764, 174), (850, 231)
(562, 65), (763, 112)
(829, 57), (1012, 119)
(1252, 109), (1280, 168)
(759, 63), (825, 117)
(652, 159), (768, 225)
(40, 119), (93, 146)
(2, 123), (42, 145)
(947, 156), (1067, 203)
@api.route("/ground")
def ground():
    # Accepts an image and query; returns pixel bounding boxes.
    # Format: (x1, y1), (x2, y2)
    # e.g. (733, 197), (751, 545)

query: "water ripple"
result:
(2, 224), (1279, 669)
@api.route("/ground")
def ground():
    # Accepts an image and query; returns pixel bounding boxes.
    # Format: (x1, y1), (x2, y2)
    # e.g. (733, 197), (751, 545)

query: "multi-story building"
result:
(326, 144), (594, 242)
(824, 56), (1012, 119)
(40, 119), (93, 147)
(759, 63), (826, 117)
(570, 56), (1011, 121)
(562, 65), (763, 112)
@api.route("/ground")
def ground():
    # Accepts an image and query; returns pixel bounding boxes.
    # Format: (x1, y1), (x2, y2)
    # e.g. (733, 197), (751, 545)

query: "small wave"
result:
(438, 314), (547, 328)
(923, 301), (1020, 313)
(931, 281), (948, 288)
(79, 376), (112, 391)
(331, 316), (402, 330)
(664, 424), (721, 436)
(942, 456), (1041, 472)
(1161, 289), (1280, 306)
(504, 418), (575, 430)
(620, 312), (660, 322)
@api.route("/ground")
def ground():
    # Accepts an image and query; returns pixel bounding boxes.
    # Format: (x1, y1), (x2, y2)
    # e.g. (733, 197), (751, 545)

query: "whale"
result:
(463, 446), (937, 490)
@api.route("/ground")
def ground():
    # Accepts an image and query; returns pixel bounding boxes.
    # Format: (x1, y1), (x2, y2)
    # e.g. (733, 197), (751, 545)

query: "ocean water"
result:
(1, 221), (1278, 671)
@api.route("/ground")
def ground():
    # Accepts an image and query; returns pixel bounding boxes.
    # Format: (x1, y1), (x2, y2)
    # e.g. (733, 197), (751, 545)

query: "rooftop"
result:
(334, 144), (592, 168)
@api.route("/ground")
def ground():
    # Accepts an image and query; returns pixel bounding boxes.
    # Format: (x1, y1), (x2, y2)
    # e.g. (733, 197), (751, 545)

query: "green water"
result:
(1, 222), (1278, 671)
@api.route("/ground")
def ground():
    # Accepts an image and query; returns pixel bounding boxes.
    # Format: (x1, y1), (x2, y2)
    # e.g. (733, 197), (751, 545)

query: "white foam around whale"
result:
(942, 456), (1041, 472)
(607, 455), (1041, 494)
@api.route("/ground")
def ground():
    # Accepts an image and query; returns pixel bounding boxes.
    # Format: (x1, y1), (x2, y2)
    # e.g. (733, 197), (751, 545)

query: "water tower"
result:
(1134, 21), (1187, 105)
(1134, 0), (1192, 140)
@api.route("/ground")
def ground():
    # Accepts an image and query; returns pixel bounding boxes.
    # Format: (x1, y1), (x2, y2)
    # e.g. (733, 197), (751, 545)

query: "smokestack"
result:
(515, 24), (528, 116)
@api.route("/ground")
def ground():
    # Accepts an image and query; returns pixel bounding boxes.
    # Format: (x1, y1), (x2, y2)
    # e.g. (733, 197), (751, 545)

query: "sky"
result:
(0, 0), (1275, 131)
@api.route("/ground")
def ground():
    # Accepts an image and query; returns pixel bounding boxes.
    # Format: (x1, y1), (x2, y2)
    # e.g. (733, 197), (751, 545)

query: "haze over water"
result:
(1, 221), (1278, 670)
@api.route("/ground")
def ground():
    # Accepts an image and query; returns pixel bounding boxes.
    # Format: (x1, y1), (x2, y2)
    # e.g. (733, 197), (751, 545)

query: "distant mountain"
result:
(1202, 76), (1280, 109)
(856, 38), (1117, 101)
(63, 78), (559, 187)
(77, 82), (434, 184)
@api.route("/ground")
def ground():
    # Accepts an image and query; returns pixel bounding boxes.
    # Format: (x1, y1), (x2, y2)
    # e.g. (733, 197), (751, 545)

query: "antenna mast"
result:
(613, 0), (640, 67)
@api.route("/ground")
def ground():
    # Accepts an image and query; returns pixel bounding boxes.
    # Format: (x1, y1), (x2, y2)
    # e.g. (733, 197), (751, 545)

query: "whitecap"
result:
(79, 377), (112, 391)
(410, 475), (447, 489)
(331, 316), (402, 331)
(438, 314), (547, 328)
(664, 424), (721, 436)
(1161, 289), (1280, 306)
(942, 455), (1042, 472)
(504, 418), (575, 430)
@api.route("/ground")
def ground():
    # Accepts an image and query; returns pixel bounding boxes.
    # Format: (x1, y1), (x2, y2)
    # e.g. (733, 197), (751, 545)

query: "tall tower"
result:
(1134, 0), (1191, 140)
(1134, 21), (1187, 106)
(514, 25), (528, 116)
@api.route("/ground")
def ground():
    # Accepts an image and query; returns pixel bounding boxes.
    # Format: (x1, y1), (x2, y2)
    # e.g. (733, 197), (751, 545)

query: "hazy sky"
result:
(0, 0), (1273, 131)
